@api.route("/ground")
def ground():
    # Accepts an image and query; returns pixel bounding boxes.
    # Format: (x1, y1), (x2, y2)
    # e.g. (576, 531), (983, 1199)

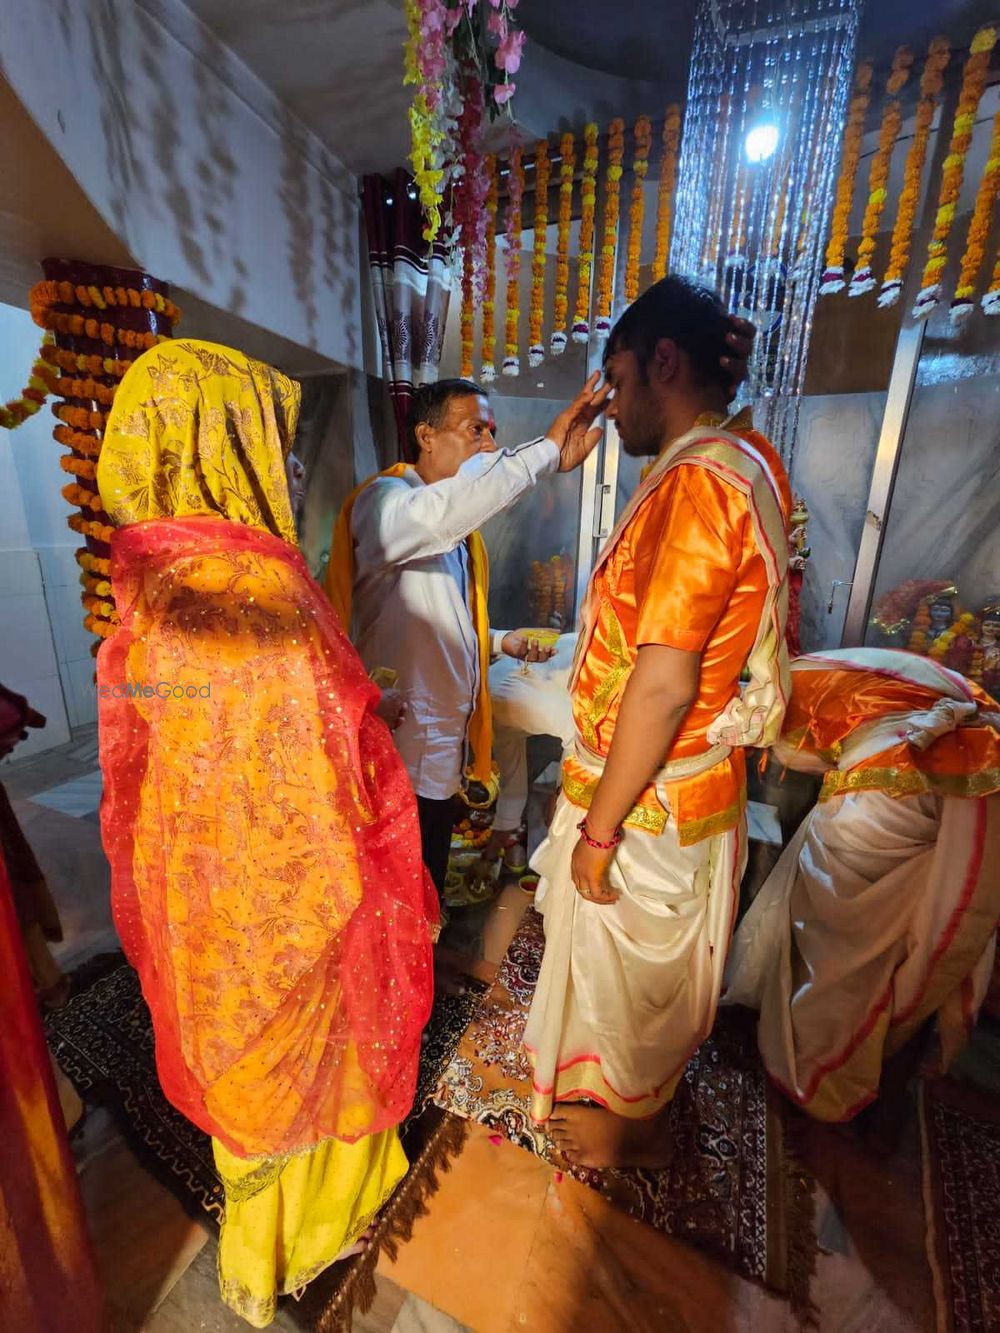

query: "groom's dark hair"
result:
(606, 275), (731, 393)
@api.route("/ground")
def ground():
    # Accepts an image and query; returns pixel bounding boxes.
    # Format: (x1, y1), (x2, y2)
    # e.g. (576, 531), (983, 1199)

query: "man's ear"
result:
(651, 337), (680, 384)
(414, 420), (434, 455)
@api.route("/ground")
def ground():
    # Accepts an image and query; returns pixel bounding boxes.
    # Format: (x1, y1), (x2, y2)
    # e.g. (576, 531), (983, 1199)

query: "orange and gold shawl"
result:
(96, 342), (436, 1158)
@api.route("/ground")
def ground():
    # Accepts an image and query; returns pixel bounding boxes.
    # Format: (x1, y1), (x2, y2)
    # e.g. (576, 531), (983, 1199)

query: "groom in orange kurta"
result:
(524, 276), (792, 1169)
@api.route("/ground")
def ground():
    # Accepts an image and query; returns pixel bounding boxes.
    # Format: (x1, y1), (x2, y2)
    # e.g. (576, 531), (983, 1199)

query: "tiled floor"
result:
(6, 728), (939, 1331)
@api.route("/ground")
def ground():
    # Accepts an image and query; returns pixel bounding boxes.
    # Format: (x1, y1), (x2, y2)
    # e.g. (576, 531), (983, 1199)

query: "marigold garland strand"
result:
(460, 241), (475, 378)
(551, 133), (576, 355)
(652, 106), (682, 282)
(624, 116), (653, 304)
(849, 47), (913, 296)
(594, 118), (625, 336)
(528, 138), (551, 367)
(502, 146), (524, 377)
(481, 156), (499, 381)
(879, 38), (952, 308)
(573, 124), (599, 343)
(952, 107), (1000, 324)
(0, 336), (57, 430)
(821, 61), (874, 294)
(913, 25), (998, 320)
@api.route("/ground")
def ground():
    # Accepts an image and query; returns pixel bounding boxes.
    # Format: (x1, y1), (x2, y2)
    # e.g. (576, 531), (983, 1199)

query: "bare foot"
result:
(546, 1103), (673, 1170)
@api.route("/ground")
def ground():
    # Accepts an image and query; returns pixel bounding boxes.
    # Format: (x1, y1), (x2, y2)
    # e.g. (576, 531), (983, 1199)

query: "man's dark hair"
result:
(605, 275), (730, 393)
(405, 378), (485, 460)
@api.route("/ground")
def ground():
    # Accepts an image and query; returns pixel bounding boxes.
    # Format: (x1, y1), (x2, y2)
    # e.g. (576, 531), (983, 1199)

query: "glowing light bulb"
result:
(745, 123), (780, 164)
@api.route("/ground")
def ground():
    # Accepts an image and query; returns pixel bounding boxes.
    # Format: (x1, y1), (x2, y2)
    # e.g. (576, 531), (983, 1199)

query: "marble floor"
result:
(4, 729), (940, 1332)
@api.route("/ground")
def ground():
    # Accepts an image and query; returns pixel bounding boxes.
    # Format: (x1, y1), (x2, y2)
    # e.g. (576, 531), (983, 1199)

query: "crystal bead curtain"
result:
(672, 0), (862, 462)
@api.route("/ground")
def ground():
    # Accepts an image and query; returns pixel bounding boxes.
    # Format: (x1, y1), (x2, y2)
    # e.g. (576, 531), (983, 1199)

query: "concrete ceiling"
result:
(182, 0), (996, 178)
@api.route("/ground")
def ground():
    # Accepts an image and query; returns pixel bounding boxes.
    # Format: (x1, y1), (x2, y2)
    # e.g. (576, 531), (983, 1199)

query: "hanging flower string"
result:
(460, 242), (475, 378)
(624, 116), (653, 304)
(821, 61), (874, 294)
(551, 132), (576, 355)
(528, 138), (551, 368)
(653, 105), (682, 282)
(849, 46), (913, 296)
(879, 38), (951, 308)
(502, 146), (524, 376)
(573, 124), (599, 343)
(953, 108), (1000, 324)
(481, 156), (499, 381)
(0, 335), (57, 430)
(913, 25), (998, 320)
(594, 119), (626, 336)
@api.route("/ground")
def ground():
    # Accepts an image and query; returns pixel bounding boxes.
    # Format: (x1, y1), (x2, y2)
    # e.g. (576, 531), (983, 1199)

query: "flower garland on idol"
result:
(480, 156), (499, 380)
(624, 116), (652, 304)
(528, 138), (550, 368)
(594, 118), (625, 337)
(551, 132), (576, 355)
(849, 47), (913, 296)
(879, 37), (951, 308)
(913, 25), (998, 321)
(821, 60), (874, 294)
(502, 145), (524, 376)
(653, 105), (681, 282)
(951, 108), (1000, 325)
(403, 0), (526, 255)
(572, 124), (599, 342)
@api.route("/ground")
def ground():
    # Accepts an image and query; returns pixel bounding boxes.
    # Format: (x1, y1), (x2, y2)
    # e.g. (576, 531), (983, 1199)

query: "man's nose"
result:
(481, 430), (498, 452)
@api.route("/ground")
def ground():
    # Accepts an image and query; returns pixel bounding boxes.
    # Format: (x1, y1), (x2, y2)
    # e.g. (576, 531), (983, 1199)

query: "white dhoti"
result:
(523, 749), (746, 1122)
(725, 790), (1000, 1121)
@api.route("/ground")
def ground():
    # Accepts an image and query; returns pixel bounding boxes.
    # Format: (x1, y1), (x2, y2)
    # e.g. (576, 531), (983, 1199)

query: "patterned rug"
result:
(45, 954), (487, 1227)
(920, 1077), (1000, 1333)
(433, 908), (816, 1315)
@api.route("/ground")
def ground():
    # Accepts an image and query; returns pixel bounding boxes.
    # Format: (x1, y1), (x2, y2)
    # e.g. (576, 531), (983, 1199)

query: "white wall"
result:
(0, 303), (80, 752)
(0, 0), (363, 370)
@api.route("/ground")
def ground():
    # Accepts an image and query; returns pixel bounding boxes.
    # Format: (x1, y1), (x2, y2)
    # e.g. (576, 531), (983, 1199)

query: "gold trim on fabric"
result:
(676, 791), (746, 847)
(820, 766), (1000, 803)
(581, 600), (632, 751)
(561, 769), (667, 835)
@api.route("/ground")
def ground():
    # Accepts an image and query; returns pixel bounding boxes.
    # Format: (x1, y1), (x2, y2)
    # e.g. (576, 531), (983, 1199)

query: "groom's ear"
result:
(651, 338), (681, 384)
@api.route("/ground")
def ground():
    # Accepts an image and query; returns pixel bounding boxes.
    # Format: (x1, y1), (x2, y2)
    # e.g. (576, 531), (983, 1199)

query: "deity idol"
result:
(976, 600), (1000, 700)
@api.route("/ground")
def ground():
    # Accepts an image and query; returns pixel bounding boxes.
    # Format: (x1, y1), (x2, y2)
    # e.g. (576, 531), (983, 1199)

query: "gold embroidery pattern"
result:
(676, 792), (747, 847)
(561, 767), (667, 834)
(581, 598), (633, 751)
(821, 765), (1000, 802)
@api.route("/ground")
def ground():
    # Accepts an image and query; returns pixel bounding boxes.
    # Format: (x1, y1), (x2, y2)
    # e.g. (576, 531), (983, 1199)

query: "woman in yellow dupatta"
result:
(96, 340), (437, 1325)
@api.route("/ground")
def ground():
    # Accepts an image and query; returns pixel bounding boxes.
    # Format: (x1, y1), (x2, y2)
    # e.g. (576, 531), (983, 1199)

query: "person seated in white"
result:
(486, 633), (578, 869)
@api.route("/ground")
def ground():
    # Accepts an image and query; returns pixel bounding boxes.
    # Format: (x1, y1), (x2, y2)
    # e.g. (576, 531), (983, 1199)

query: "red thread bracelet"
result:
(576, 819), (623, 850)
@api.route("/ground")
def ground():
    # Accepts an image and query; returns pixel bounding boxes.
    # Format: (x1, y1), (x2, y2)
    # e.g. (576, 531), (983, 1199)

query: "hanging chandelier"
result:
(672, 0), (863, 461)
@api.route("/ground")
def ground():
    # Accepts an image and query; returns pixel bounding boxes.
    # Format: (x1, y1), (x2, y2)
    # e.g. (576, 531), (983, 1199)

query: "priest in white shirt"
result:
(326, 375), (608, 893)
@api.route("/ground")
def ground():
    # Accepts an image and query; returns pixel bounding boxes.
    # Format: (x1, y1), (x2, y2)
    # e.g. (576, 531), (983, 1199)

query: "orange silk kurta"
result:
(780, 653), (1000, 801)
(570, 424), (791, 844)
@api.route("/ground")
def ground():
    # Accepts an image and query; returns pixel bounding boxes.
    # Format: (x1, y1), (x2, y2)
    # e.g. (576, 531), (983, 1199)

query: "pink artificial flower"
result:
(421, 4), (446, 34)
(487, 0), (503, 7)
(493, 82), (516, 105)
(495, 28), (525, 74)
(506, 0), (520, 8)
(487, 9), (507, 38)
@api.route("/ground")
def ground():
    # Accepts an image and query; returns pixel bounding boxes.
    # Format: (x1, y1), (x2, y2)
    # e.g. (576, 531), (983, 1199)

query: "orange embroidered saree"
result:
(96, 341), (438, 1323)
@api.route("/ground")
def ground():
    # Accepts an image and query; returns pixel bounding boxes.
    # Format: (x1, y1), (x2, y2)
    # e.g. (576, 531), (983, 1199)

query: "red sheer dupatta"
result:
(0, 853), (104, 1330)
(98, 515), (437, 1158)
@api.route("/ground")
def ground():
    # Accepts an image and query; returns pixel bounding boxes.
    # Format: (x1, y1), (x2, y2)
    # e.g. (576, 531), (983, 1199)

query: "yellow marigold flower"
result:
(971, 25), (997, 54)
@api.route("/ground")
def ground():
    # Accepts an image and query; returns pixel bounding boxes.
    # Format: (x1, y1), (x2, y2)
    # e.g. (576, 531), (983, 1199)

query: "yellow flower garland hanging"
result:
(953, 108), (1000, 324)
(594, 118), (626, 337)
(821, 61), (874, 294)
(573, 124), (599, 343)
(528, 138), (551, 368)
(879, 38), (951, 307)
(0, 336), (57, 431)
(624, 116), (653, 304)
(849, 47), (913, 296)
(481, 156), (499, 382)
(550, 133), (576, 355)
(502, 146), (525, 377)
(914, 25), (998, 320)
(653, 106), (682, 282)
